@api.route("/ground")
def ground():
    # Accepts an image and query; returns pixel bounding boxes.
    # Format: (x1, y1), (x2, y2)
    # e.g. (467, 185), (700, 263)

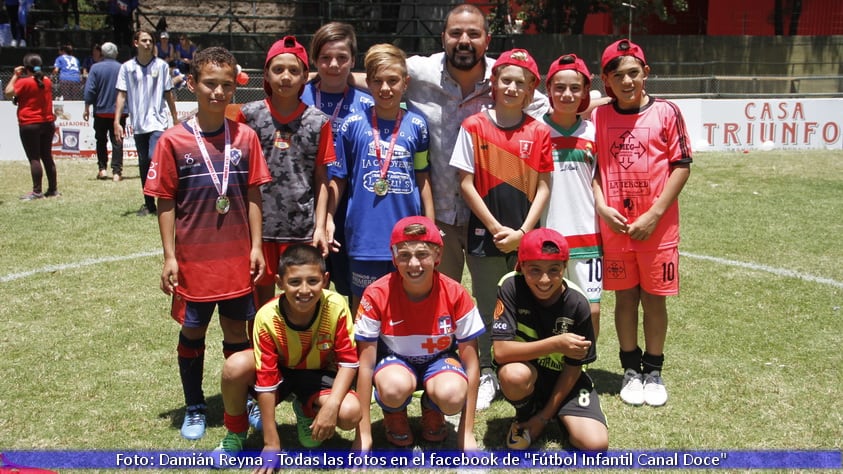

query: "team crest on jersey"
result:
(554, 317), (574, 335)
(316, 334), (333, 351)
(610, 130), (645, 169)
(274, 130), (291, 150)
(519, 140), (534, 159)
(584, 143), (595, 166)
(438, 315), (453, 334)
(229, 148), (242, 166)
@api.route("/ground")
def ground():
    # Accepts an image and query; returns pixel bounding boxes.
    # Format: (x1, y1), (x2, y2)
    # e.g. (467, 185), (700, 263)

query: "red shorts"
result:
(603, 247), (679, 295)
(256, 241), (293, 286)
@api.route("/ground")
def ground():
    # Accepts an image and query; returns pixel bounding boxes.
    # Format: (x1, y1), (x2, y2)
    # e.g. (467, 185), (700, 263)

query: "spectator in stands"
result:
(174, 34), (196, 74)
(59, 0), (80, 29)
(83, 42), (126, 181)
(4, 53), (58, 200)
(114, 29), (179, 216)
(109, 0), (137, 47)
(81, 43), (102, 80)
(5, 0), (26, 47)
(53, 43), (83, 100)
(156, 31), (175, 65)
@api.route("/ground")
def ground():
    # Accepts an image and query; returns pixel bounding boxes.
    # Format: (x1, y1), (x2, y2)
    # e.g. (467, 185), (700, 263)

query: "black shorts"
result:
(532, 365), (607, 427)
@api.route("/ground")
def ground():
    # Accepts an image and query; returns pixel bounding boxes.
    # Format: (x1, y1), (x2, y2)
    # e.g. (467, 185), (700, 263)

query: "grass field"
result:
(1, 150), (842, 472)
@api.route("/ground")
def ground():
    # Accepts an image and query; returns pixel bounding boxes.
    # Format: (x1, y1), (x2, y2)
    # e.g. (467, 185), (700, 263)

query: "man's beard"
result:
(447, 45), (481, 71)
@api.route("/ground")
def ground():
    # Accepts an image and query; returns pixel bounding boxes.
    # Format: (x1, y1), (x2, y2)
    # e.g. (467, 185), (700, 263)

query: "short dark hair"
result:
(602, 55), (646, 75)
(190, 46), (237, 80)
(444, 4), (489, 33)
(278, 244), (326, 276)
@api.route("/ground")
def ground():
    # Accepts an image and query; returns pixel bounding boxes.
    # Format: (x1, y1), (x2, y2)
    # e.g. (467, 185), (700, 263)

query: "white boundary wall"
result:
(0, 98), (841, 161)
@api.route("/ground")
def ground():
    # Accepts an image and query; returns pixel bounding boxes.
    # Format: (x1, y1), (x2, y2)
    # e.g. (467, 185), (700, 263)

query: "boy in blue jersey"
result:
(302, 22), (374, 300)
(329, 43), (433, 311)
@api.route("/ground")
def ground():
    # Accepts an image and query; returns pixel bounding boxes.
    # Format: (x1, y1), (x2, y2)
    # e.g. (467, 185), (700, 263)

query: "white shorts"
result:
(565, 257), (603, 303)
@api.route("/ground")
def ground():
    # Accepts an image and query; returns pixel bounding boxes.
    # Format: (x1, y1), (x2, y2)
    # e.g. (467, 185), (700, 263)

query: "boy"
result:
(354, 216), (484, 450)
(592, 39), (692, 407)
(492, 228), (608, 451)
(236, 35), (336, 307)
(542, 54), (603, 338)
(329, 43), (433, 312)
(212, 244), (360, 460)
(115, 29), (179, 217)
(449, 48), (552, 409)
(302, 22), (375, 299)
(143, 46), (271, 440)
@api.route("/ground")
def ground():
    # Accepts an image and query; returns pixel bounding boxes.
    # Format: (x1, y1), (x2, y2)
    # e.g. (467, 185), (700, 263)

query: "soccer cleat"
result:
(383, 408), (413, 447)
(180, 404), (207, 440)
(19, 192), (43, 201)
(420, 399), (447, 442)
(292, 399), (321, 448)
(619, 369), (645, 406)
(643, 370), (668, 407)
(97, 169), (108, 180)
(476, 369), (500, 410)
(44, 190), (61, 198)
(247, 397), (262, 431)
(212, 430), (247, 455)
(112, 173), (122, 182)
(506, 421), (531, 450)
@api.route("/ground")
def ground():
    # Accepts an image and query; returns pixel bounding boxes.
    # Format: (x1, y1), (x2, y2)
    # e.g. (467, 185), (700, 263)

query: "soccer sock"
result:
(508, 395), (536, 423)
(223, 412), (249, 434)
(222, 340), (251, 359)
(642, 352), (665, 374)
(420, 392), (443, 413)
(177, 332), (206, 407)
(619, 346), (643, 373)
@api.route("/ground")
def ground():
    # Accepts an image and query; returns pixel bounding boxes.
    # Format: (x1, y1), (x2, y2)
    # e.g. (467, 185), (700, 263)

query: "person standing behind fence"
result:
(83, 42), (127, 181)
(174, 34), (196, 74)
(5, 0), (26, 47)
(114, 29), (179, 217)
(4, 53), (58, 200)
(108, 0), (137, 47)
(53, 44), (82, 100)
(302, 21), (374, 301)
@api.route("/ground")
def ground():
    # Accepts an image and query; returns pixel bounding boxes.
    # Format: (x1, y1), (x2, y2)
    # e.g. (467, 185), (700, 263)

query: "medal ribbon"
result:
(315, 85), (348, 123)
(191, 117), (231, 198)
(371, 108), (403, 181)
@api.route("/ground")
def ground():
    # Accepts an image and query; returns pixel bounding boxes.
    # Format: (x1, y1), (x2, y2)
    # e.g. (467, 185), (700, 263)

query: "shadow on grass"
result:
(588, 367), (623, 396)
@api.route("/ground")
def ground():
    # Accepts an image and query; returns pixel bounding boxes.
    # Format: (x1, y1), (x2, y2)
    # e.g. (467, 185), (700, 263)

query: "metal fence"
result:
(3, 70), (842, 104)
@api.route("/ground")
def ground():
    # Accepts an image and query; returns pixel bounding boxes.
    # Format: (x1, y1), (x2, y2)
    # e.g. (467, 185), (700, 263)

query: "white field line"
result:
(0, 250), (161, 283)
(681, 251), (843, 290)
(2, 249), (841, 290)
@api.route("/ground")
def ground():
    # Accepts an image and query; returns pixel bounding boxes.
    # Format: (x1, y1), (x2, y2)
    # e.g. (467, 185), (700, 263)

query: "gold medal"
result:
(216, 195), (230, 214)
(374, 178), (389, 196)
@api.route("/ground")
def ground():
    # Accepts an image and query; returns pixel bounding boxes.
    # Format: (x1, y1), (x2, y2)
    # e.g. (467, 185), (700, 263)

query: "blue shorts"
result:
(173, 293), (256, 328)
(349, 259), (395, 297)
(372, 351), (466, 411)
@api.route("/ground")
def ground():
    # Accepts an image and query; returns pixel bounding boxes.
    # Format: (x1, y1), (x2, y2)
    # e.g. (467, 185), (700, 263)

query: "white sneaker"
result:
(19, 39), (26, 48)
(476, 368), (499, 410)
(619, 369), (645, 405)
(643, 370), (668, 406)
(10, 39), (17, 48)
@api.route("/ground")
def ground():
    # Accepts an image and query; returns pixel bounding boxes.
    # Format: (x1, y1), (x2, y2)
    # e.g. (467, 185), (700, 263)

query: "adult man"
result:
(403, 3), (548, 410)
(83, 42), (126, 181)
(114, 29), (179, 216)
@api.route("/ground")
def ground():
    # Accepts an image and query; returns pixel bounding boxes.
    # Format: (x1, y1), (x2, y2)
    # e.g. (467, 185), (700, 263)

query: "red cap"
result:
(390, 216), (443, 249)
(517, 228), (570, 270)
(492, 48), (540, 82)
(545, 53), (592, 113)
(600, 39), (646, 99)
(263, 35), (308, 96)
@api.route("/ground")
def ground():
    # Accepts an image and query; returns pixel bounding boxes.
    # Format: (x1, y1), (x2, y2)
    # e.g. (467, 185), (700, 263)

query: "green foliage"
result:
(0, 150), (842, 472)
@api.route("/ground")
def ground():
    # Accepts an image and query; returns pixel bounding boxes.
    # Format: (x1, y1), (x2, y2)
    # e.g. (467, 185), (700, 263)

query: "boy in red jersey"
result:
(354, 216), (484, 451)
(236, 36), (336, 308)
(448, 48), (553, 410)
(492, 228), (608, 451)
(144, 46), (271, 440)
(591, 39), (692, 407)
(212, 244), (360, 465)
